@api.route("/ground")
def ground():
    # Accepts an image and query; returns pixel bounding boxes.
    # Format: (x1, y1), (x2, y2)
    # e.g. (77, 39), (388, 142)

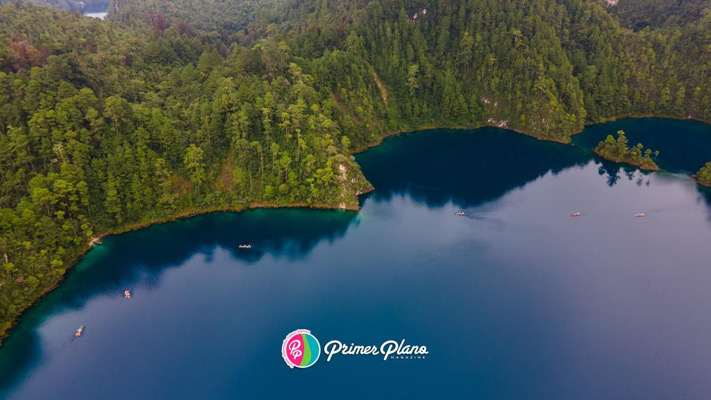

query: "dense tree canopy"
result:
(610, 0), (710, 30)
(1, 0), (711, 343)
(696, 162), (711, 187)
(593, 130), (659, 170)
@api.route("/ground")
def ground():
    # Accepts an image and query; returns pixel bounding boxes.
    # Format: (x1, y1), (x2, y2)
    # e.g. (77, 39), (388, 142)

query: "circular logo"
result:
(282, 329), (321, 369)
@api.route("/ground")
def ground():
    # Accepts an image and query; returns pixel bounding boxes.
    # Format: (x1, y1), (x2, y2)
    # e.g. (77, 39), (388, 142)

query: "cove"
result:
(1, 122), (711, 399)
(572, 118), (711, 174)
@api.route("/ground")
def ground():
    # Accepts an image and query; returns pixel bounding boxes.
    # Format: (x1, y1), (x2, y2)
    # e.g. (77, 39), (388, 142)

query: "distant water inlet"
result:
(81, 3), (109, 19)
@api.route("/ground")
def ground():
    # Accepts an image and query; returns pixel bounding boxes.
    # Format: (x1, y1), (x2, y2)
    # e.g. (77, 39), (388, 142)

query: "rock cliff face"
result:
(333, 155), (374, 210)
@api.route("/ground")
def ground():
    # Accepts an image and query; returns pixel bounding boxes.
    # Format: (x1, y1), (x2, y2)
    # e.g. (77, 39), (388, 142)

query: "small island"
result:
(593, 130), (660, 171)
(694, 162), (711, 187)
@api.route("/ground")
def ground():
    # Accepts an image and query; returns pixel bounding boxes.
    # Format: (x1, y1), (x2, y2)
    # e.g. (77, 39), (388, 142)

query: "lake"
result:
(82, 3), (108, 19)
(1, 120), (710, 399)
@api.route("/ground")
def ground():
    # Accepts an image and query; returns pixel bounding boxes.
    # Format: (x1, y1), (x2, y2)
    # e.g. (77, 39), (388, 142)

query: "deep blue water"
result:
(572, 118), (711, 174)
(1, 121), (711, 399)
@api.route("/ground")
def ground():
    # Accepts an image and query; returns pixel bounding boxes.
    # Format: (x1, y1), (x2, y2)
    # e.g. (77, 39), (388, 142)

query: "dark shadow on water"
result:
(0, 208), (356, 391)
(596, 160), (653, 187)
(598, 161), (621, 187)
(698, 185), (711, 222)
(356, 128), (592, 209)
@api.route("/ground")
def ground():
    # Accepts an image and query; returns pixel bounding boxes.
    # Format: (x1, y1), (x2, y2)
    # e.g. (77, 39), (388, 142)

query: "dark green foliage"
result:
(593, 130), (659, 170)
(610, 0), (709, 30)
(107, 0), (281, 36)
(695, 162), (711, 187)
(0, 2), (376, 340)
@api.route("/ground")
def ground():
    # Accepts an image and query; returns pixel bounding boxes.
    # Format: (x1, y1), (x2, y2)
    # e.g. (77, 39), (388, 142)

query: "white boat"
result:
(239, 244), (252, 249)
(124, 290), (131, 299)
(635, 213), (646, 218)
(75, 326), (84, 337)
(571, 212), (581, 217)
(454, 211), (466, 216)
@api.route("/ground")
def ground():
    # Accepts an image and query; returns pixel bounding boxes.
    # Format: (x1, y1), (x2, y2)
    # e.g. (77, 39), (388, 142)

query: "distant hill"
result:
(107, 0), (276, 33)
(609, 0), (710, 30)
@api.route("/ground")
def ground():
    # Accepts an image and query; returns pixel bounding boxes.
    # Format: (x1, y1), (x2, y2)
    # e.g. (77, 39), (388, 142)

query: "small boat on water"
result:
(239, 244), (252, 249)
(124, 290), (131, 299)
(454, 211), (466, 216)
(571, 212), (582, 217)
(635, 213), (646, 218)
(75, 326), (84, 337)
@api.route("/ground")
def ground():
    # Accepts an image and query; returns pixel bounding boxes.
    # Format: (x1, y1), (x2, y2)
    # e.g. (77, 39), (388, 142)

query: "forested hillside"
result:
(610, 0), (709, 30)
(1, 0), (711, 343)
(0, 1), (375, 340)
(108, 0), (271, 33)
(110, 0), (711, 137)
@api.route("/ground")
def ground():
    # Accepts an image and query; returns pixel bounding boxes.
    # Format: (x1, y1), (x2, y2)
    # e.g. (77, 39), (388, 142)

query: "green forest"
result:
(610, 0), (710, 30)
(1, 0), (711, 343)
(696, 162), (711, 187)
(593, 130), (659, 170)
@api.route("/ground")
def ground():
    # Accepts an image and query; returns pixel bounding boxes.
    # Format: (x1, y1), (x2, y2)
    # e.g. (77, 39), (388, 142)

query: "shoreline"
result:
(591, 148), (660, 172)
(1, 115), (709, 347)
(0, 200), (365, 346)
(351, 122), (567, 155)
(351, 110), (711, 155)
(693, 176), (711, 188)
(580, 113), (711, 130)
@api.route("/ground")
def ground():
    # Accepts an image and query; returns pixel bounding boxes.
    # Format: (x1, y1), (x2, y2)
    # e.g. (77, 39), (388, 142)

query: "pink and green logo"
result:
(282, 329), (321, 369)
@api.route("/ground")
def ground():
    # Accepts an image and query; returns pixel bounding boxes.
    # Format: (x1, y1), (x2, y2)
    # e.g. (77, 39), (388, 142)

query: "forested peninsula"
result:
(696, 162), (711, 188)
(1, 0), (711, 344)
(593, 130), (659, 171)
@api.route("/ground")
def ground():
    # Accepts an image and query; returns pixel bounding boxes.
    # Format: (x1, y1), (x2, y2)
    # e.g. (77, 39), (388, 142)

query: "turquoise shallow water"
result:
(1, 122), (711, 399)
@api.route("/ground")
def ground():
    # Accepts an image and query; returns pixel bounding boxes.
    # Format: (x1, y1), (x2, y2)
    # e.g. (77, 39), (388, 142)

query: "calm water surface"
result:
(1, 121), (711, 399)
(572, 118), (711, 174)
(81, 3), (108, 19)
